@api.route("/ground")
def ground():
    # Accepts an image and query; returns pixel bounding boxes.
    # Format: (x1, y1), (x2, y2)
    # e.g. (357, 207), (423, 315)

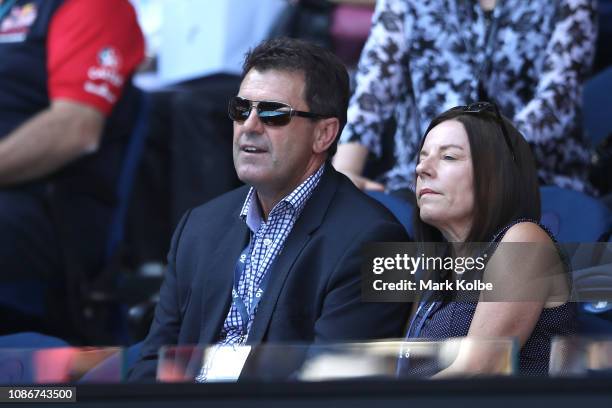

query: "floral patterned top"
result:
(340, 0), (598, 193)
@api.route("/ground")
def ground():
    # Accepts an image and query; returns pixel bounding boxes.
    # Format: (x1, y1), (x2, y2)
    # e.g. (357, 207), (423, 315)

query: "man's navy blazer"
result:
(129, 165), (411, 380)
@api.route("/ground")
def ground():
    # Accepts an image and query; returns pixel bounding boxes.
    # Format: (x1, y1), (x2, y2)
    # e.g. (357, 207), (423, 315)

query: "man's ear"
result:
(313, 118), (339, 154)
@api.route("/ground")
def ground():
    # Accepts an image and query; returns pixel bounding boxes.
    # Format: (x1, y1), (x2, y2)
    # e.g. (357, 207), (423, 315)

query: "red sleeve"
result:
(47, 0), (145, 115)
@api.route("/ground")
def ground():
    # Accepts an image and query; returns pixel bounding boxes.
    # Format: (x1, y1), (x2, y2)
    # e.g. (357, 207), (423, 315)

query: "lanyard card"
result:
(200, 344), (252, 382)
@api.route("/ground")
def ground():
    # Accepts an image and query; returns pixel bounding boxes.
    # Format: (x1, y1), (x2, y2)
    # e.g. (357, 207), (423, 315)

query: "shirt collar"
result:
(239, 164), (326, 232)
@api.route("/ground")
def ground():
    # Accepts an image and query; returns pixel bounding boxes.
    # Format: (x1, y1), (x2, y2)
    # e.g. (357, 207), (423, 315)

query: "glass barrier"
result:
(550, 337), (612, 377)
(158, 338), (516, 382)
(0, 347), (123, 384)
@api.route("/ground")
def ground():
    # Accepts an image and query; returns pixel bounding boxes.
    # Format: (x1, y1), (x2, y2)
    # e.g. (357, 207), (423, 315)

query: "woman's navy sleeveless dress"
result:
(398, 219), (576, 376)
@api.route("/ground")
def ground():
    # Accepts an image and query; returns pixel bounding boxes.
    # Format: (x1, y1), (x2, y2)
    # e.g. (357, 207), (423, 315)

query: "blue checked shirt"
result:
(218, 164), (325, 346)
(195, 165), (324, 382)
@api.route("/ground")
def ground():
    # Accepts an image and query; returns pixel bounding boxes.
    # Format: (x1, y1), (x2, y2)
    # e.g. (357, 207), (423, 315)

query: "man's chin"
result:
(236, 171), (271, 189)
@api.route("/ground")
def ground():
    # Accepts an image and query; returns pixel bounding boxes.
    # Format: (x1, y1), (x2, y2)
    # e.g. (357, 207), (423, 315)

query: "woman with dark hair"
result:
(399, 103), (575, 377)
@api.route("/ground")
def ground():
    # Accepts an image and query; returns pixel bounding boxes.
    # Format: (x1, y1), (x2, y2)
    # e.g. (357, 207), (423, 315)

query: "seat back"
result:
(540, 186), (611, 242)
(0, 89), (151, 344)
(583, 66), (612, 146)
(366, 191), (414, 238)
(105, 90), (151, 260)
(73, 89), (151, 344)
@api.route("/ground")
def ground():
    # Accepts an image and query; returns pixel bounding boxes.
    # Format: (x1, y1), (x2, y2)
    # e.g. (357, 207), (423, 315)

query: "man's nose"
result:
(240, 107), (265, 134)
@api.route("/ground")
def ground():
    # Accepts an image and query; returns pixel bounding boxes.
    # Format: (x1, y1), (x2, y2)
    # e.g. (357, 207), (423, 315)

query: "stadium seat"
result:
(0, 332), (69, 349)
(0, 333), (141, 383)
(583, 66), (612, 146)
(540, 186), (611, 242)
(546, 192), (612, 334)
(366, 191), (414, 238)
(0, 332), (69, 384)
(104, 91), (152, 261)
(0, 90), (151, 344)
(70, 90), (152, 344)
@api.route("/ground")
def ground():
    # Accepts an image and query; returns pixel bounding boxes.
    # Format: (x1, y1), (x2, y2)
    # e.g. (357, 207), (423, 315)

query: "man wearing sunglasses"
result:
(130, 37), (410, 381)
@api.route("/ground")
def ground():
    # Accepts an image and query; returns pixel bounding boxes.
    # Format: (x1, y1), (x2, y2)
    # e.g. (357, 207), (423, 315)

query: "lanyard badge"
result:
(232, 239), (272, 339)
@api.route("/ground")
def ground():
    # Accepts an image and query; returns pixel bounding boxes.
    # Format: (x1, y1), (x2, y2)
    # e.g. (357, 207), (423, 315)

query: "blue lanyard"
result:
(232, 238), (272, 337)
(397, 300), (439, 376)
(406, 300), (438, 338)
(0, 0), (18, 21)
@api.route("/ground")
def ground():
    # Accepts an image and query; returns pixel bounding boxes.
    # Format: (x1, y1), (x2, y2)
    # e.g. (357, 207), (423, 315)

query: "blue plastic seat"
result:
(583, 66), (612, 146)
(540, 186), (611, 242)
(0, 333), (142, 383)
(541, 186), (612, 334)
(0, 332), (69, 384)
(366, 191), (414, 238)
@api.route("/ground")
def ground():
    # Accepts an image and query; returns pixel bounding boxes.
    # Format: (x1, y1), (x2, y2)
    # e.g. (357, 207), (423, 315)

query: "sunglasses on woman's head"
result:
(228, 96), (333, 127)
(451, 102), (516, 163)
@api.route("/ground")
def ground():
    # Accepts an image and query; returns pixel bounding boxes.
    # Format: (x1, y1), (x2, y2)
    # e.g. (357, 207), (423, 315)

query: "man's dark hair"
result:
(242, 37), (349, 156)
(413, 108), (541, 243)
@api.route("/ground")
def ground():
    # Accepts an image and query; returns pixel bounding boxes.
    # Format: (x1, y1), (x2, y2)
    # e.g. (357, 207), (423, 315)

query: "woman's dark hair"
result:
(242, 37), (350, 157)
(413, 107), (541, 243)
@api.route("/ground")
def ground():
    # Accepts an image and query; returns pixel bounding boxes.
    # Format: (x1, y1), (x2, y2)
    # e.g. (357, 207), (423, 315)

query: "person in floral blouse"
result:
(334, 0), (598, 196)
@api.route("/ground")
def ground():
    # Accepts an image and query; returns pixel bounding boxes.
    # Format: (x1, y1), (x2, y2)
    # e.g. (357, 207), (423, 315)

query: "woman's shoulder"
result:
(492, 220), (572, 308)
(500, 221), (554, 244)
(490, 218), (556, 244)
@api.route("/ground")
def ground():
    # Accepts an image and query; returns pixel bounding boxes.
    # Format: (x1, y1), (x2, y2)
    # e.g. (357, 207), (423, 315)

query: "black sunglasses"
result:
(228, 96), (332, 127)
(451, 102), (516, 162)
